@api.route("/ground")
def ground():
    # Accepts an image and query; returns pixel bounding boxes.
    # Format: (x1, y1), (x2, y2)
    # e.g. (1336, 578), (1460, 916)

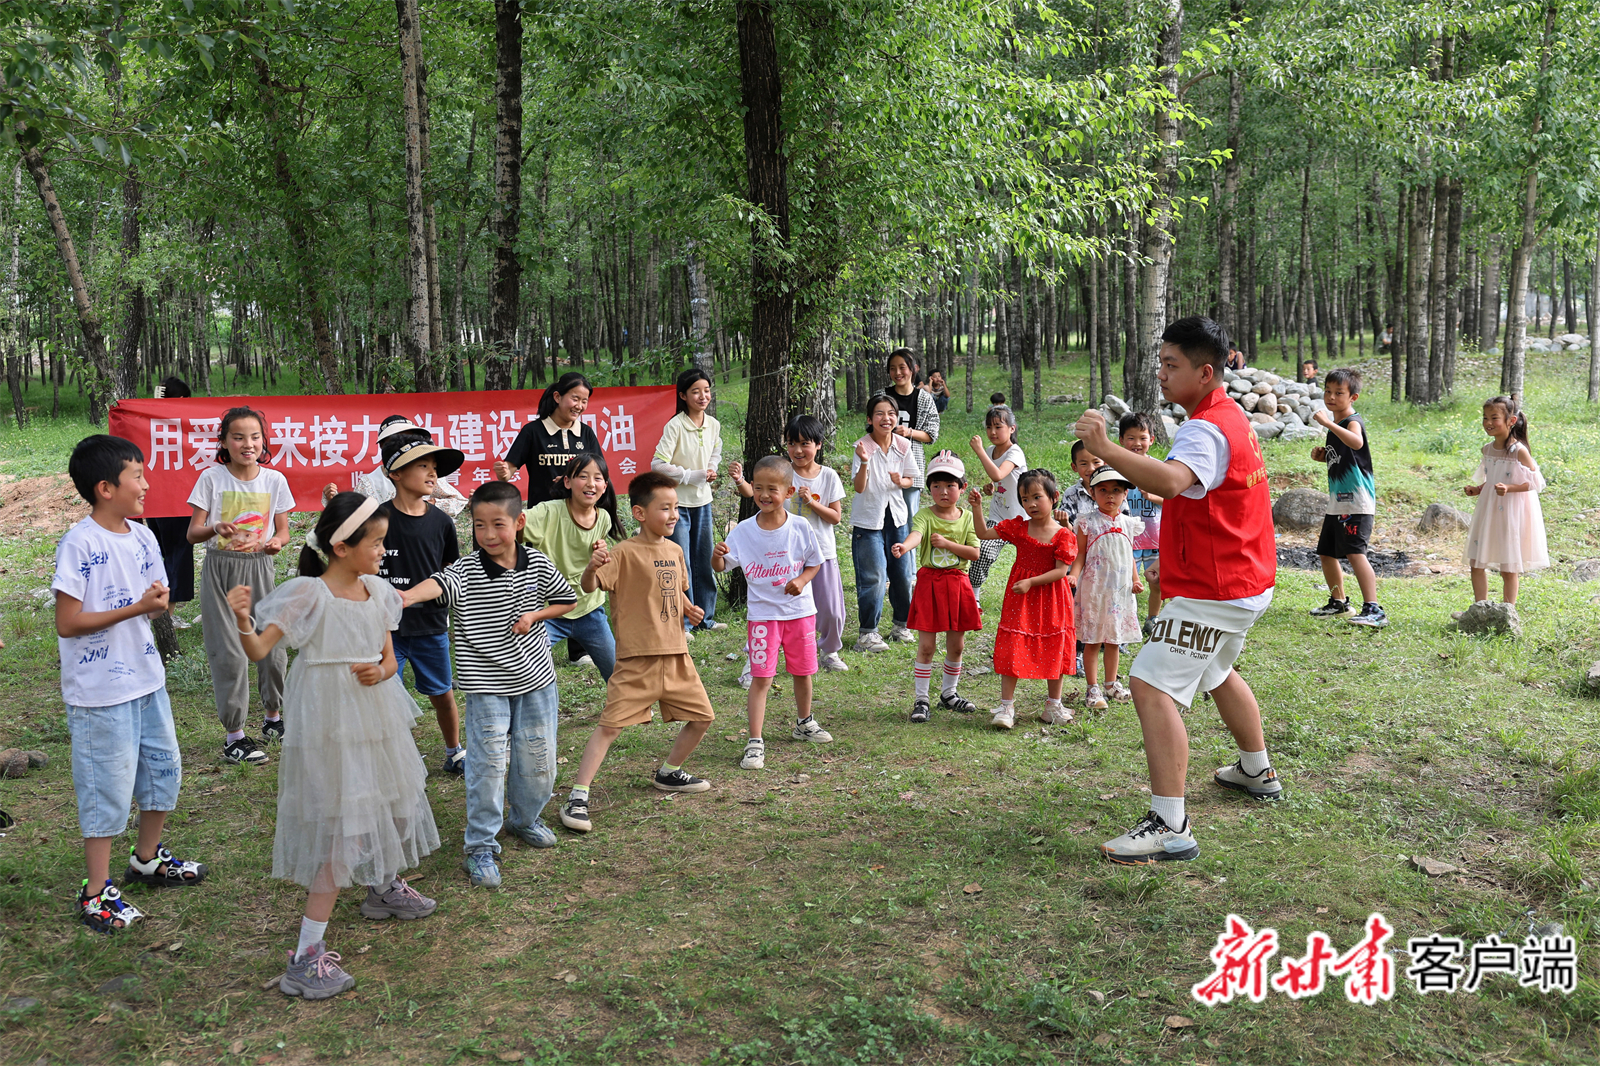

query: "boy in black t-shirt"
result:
(377, 434), (470, 770)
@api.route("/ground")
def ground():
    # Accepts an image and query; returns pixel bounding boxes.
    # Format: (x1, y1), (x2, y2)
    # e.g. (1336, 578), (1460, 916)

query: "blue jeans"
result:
(901, 486), (921, 519)
(544, 607), (617, 681)
(462, 684), (558, 855)
(392, 632), (453, 696)
(669, 501), (718, 629)
(851, 522), (912, 633)
(67, 688), (181, 838)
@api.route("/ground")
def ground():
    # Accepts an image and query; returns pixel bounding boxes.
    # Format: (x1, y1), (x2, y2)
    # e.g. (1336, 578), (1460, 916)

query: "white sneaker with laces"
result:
(821, 652), (850, 672)
(989, 704), (1015, 730)
(739, 740), (766, 770)
(1100, 811), (1200, 864)
(791, 717), (834, 743)
(886, 625), (916, 643)
(1038, 701), (1074, 725)
(1214, 759), (1285, 800)
(854, 631), (889, 653)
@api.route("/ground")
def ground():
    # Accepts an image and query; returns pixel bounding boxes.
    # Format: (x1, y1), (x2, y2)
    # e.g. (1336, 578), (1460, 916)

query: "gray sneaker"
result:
(1100, 811), (1200, 865)
(790, 717), (833, 743)
(820, 652), (850, 672)
(462, 850), (502, 888)
(853, 631), (889, 653)
(512, 818), (558, 848)
(280, 946), (356, 1000)
(1214, 760), (1285, 800)
(886, 625), (916, 643)
(359, 878), (438, 921)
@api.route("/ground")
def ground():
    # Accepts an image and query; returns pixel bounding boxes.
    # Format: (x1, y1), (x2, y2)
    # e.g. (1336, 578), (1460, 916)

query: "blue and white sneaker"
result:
(462, 850), (501, 888)
(513, 819), (558, 848)
(1100, 811), (1200, 864)
(441, 747), (466, 775)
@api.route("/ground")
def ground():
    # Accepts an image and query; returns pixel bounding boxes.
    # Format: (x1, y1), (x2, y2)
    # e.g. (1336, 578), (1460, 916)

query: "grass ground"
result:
(2, 345), (1599, 1064)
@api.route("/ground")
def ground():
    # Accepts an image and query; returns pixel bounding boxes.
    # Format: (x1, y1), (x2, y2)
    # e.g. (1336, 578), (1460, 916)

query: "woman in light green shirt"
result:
(522, 454), (620, 679)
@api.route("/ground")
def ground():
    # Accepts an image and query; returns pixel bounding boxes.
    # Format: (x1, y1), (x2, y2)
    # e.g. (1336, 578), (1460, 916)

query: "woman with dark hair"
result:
(147, 378), (197, 627)
(884, 348), (941, 516)
(650, 366), (725, 631)
(494, 372), (602, 506)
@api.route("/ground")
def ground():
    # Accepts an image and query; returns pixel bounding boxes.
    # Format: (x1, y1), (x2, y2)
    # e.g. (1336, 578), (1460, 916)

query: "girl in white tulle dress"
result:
(229, 493), (440, 1001)
(1463, 395), (1547, 607)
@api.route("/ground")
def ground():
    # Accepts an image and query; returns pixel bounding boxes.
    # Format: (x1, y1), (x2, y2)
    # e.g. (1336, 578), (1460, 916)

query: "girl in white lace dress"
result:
(1068, 468), (1145, 711)
(1463, 395), (1547, 606)
(229, 493), (441, 1000)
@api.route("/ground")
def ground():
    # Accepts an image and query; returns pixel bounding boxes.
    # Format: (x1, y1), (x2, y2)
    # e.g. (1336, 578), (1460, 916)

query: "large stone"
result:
(1249, 412), (1277, 424)
(1251, 382), (1274, 395)
(1239, 391), (1260, 412)
(1047, 394), (1074, 405)
(1272, 488), (1329, 531)
(1282, 427), (1323, 443)
(1254, 422), (1283, 441)
(1417, 503), (1470, 534)
(1279, 411), (1305, 430)
(1558, 333), (1588, 346)
(1296, 404), (1313, 422)
(1102, 394), (1131, 417)
(1409, 856), (1459, 878)
(1572, 558), (1600, 583)
(1257, 394), (1278, 416)
(1452, 600), (1522, 638)
(0, 749), (27, 779)
(1271, 382), (1288, 397)
(1587, 661), (1600, 691)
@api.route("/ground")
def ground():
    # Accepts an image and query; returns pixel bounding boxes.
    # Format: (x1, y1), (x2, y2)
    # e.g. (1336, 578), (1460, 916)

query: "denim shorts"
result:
(67, 687), (182, 838)
(1133, 549), (1159, 577)
(393, 632), (454, 696)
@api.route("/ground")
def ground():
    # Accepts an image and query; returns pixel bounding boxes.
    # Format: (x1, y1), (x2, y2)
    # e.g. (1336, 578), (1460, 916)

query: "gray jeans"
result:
(199, 548), (286, 732)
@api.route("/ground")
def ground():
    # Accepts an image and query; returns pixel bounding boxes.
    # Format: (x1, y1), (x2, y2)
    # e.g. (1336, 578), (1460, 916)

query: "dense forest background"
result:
(2, 0), (1599, 469)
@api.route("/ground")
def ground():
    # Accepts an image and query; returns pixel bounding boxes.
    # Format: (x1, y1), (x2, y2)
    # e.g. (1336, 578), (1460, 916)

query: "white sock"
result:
(1150, 794), (1186, 828)
(296, 916), (328, 960)
(1238, 748), (1271, 775)
(941, 659), (962, 696)
(998, 699), (1014, 711)
(1045, 697), (1064, 710)
(226, 729), (245, 743)
(913, 662), (933, 699)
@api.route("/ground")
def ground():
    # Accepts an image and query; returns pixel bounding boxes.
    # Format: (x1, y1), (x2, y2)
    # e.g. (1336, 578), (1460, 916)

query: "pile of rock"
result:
(1527, 333), (1590, 354)
(1217, 368), (1325, 442)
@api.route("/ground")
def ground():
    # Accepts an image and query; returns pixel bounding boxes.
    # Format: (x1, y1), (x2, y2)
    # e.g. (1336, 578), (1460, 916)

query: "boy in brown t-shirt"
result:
(559, 472), (716, 833)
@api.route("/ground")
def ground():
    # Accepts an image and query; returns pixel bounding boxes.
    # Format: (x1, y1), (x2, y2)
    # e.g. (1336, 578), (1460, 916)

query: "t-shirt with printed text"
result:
(52, 516), (168, 707)
(591, 537), (692, 659)
(722, 512), (824, 621)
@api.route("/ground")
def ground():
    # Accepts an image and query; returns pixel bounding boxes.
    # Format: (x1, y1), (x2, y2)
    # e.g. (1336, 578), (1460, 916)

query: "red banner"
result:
(108, 386), (678, 518)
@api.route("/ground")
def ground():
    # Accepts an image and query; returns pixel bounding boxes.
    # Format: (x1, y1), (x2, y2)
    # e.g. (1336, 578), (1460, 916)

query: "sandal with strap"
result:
(80, 879), (144, 934)
(124, 843), (209, 887)
(939, 692), (977, 714)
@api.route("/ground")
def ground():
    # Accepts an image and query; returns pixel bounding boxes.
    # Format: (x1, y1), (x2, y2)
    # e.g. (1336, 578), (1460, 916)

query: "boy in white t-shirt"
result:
(55, 436), (209, 934)
(731, 414), (849, 672)
(713, 456), (832, 771)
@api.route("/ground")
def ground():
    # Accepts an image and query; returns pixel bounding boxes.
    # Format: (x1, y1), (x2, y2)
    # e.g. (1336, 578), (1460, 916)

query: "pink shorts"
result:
(747, 616), (818, 678)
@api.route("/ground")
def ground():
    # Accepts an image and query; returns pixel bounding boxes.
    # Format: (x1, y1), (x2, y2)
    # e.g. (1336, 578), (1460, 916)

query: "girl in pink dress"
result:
(970, 469), (1077, 730)
(1462, 395), (1547, 607)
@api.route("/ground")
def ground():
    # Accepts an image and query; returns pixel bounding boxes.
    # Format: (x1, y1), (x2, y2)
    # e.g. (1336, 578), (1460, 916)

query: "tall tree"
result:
(1134, 0), (1183, 439)
(484, 0), (522, 392)
(395, 0), (433, 389)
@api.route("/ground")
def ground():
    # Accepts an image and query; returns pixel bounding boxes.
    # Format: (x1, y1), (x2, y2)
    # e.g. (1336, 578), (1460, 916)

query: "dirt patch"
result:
(0, 473), (87, 537)
(1278, 545), (1431, 577)
(1277, 517), (1469, 575)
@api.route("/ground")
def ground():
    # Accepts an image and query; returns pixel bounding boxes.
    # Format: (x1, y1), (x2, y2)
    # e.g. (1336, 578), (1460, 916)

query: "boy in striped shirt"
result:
(403, 481), (576, 889)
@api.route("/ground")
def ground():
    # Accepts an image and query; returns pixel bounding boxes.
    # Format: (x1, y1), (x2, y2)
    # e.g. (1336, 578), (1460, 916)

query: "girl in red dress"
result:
(970, 469), (1077, 730)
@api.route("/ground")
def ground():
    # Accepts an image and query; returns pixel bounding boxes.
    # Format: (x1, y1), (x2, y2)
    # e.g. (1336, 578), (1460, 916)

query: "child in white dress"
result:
(1462, 395), (1547, 607)
(1069, 468), (1145, 711)
(229, 493), (440, 1001)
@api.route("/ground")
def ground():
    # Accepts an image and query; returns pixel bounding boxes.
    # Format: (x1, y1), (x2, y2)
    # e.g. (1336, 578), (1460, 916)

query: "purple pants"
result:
(812, 558), (845, 656)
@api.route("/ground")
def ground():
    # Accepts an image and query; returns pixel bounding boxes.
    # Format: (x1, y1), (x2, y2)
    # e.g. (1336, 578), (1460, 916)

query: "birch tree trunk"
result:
(1133, 0), (1182, 440)
(396, 0), (433, 389)
(1480, 235), (1501, 353)
(114, 167), (146, 401)
(1589, 237), (1600, 402)
(21, 144), (116, 421)
(1216, 5), (1243, 343)
(1426, 174), (1449, 403)
(485, 0), (522, 392)
(1503, 3), (1556, 403)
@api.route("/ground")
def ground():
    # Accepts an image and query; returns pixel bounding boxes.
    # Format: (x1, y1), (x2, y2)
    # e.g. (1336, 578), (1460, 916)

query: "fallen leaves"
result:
(962, 883), (983, 895)
(1164, 1015), (1197, 1030)
(549, 970), (577, 984)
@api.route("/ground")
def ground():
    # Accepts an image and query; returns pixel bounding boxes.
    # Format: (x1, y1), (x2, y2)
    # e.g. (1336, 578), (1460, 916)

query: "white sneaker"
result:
(739, 740), (766, 770)
(854, 632), (889, 653)
(820, 652), (850, 672)
(1038, 701), (1074, 725)
(703, 620), (729, 632)
(1100, 811), (1200, 864)
(989, 704), (1015, 730)
(573, 654), (595, 667)
(791, 717), (834, 743)
(886, 625), (916, 643)
(1106, 680), (1131, 701)
(1214, 760), (1285, 800)
(1085, 685), (1109, 711)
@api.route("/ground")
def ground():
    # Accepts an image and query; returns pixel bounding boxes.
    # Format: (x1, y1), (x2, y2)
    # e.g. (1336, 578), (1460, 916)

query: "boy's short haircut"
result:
(1325, 368), (1362, 394)
(989, 392), (1007, 406)
(69, 435), (145, 504)
(784, 413), (826, 448)
(1161, 316), (1230, 374)
(469, 480), (524, 519)
(1070, 439), (1090, 464)
(1118, 412), (1157, 439)
(750, 455), (793, 483)
(628, 470), (679, 509)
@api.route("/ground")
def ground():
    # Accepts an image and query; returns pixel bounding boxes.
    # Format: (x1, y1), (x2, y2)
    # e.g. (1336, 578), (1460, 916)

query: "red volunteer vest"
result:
(1159, 387), (1276, 601)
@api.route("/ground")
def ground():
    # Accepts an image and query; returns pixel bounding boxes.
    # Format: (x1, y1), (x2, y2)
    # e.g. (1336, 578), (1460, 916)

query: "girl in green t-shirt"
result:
(522, 454), (623, 680)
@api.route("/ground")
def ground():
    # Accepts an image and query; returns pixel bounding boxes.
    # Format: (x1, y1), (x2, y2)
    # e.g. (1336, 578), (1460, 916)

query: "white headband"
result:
(308, 496), (381, 554)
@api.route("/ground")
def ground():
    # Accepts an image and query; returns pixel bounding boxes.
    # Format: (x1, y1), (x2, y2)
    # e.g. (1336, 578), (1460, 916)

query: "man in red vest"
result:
(1074, 317), (1283, 865)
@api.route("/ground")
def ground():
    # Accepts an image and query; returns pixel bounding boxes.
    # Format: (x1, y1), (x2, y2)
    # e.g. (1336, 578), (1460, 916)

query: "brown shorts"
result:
(598, 652), (716, 729)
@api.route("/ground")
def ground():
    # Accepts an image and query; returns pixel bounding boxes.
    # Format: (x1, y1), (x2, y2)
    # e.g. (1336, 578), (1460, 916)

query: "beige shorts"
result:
(1129, 595), (1269, 708)
(598, 652), (716, 729)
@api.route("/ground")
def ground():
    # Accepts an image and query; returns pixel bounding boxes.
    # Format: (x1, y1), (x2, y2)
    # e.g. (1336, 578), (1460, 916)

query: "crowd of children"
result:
(49, 315), (1551, 997)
